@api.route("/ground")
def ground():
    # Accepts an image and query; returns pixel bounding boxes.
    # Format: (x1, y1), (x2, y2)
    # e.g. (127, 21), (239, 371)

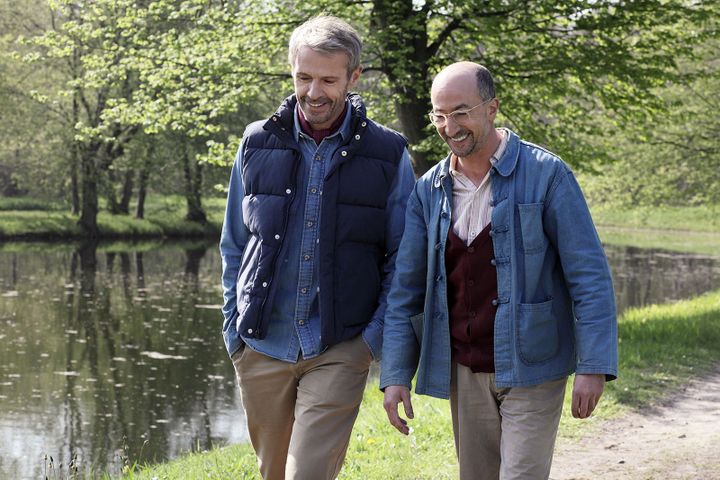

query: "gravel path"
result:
(551, 368), (720, 480)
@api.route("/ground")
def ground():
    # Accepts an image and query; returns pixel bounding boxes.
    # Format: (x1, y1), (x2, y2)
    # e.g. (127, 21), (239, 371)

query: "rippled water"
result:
(0, 241), (717, 478)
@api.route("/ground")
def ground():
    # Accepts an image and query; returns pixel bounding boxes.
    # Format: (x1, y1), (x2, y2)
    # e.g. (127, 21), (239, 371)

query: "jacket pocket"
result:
(516, 299), (559, 364)
(410, 312), (424, 345)
(517, 202), (546, 254)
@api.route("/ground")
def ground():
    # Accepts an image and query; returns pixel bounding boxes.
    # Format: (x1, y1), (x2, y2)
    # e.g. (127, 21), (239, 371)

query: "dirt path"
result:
(551, 368), (720, 480)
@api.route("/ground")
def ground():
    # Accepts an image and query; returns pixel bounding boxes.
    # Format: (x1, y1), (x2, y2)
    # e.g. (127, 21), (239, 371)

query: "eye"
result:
(451, 111), (469, 121)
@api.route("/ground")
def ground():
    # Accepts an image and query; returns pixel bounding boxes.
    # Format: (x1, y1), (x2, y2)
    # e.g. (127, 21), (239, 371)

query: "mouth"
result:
(449, 132), (469, 142)
(303, 98), (330, 110)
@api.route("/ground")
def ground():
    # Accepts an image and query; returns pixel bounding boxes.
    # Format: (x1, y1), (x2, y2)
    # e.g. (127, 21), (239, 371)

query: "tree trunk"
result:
(78, 145), (99, 237)
(118, 169), (134, 214)
(181, 146), (206, 223)
(371, 0), (435, 176)
(135, 142), (153, 219)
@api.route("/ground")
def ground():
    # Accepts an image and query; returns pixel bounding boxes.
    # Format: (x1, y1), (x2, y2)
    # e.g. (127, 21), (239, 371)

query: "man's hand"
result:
(383, 385), (414, 435)
(572, 374), (605, 419)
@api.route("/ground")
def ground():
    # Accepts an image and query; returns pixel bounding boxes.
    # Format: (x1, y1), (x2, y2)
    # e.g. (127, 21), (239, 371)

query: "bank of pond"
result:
(0, 234), (718, 478)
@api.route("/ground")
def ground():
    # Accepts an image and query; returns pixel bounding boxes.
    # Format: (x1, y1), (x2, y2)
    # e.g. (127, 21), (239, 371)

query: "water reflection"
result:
(0, 241), (718, 478)
(0, 241), (245, 479)
(605, 244), (720, 315)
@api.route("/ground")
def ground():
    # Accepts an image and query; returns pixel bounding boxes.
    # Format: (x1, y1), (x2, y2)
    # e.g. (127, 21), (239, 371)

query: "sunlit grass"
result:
(114, 290), (720, 479)
(0, 195), (225, 239)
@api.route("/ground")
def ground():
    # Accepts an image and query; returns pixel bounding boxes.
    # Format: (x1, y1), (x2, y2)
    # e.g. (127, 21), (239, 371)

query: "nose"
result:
(307, 79), (323, 100)
(443, 116), (462, 137)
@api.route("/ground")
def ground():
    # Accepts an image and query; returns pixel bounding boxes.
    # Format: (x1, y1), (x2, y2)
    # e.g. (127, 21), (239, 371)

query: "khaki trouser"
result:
(450, 362), (567, 480)
(232, 334), (372, 480)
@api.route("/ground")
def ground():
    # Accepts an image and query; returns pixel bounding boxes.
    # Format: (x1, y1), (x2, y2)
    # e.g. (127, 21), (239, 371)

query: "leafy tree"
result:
(91, 0), (718, 176)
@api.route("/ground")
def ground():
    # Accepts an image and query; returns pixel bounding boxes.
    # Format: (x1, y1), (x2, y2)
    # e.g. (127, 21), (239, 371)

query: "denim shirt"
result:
(221, 100), (416, 362)
(380, 129), (618, 398)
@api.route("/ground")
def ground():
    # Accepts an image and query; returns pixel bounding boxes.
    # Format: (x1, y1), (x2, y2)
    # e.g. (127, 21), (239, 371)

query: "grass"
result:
(0, 195), (225, 239)
(113, 289), (720, 480)
(591, 204), (720, 256)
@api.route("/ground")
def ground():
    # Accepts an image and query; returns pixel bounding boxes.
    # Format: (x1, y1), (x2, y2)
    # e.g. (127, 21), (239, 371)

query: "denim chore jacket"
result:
(380, 129), (618, 399)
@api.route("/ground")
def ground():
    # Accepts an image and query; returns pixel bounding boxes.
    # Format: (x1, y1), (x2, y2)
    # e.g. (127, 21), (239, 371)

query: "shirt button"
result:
(301, 287), (308, 294)
(492, 299), (498, 306)
(307, 221), (313, 228)
(470, 231), (476, 237)
(341, 151), (348, 157)
(469, 311), (477, 317)
(311, 187), (317, 194)
(298, 320), (305, 326)
(303, 254), (310, 261)
(468, 247), (475, 253)
(468, 280), (475, 286)
(314, 155), (321, 161)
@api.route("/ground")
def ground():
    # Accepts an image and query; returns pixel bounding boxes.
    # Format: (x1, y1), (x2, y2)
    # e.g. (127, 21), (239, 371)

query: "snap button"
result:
(262, 282), (268, 288)
(272, 117), (277, 122)
(286, 188), (292, 194)
(354, 134), (360, 140)
(274, 234), (280, 240)
(341, 151), (348, 157)
(301, 287), (308, 294)
(298, 320), (305, 326)
(247, 328), (253, 334)
(303, 254), (310, 261)
(361, 121), (367, 127)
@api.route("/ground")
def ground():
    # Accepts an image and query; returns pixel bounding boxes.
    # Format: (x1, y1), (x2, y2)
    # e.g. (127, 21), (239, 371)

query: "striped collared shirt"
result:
(449, 129), (507, 246)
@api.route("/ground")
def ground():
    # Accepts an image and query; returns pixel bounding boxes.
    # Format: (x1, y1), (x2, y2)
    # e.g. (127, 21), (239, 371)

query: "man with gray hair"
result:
(220, 15), (415, 480)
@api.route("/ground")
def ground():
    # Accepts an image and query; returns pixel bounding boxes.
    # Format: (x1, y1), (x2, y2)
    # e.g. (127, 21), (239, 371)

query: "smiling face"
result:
(430, 67), (498, 160)
(292, 46), (361, 130)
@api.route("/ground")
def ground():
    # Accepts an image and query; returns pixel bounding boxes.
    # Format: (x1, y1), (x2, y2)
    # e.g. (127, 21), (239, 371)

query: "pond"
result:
(0, 241), (718, 479)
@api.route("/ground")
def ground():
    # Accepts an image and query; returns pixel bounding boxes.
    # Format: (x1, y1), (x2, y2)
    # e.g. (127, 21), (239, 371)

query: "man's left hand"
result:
(571, 373), (605, 419)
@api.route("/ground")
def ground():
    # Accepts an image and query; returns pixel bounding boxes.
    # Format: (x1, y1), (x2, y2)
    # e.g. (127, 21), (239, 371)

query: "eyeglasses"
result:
(428, 98), (495, 127)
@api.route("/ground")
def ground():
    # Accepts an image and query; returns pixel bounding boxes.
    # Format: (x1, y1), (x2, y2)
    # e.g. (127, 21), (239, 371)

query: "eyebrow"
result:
(433, 103), (472, 113)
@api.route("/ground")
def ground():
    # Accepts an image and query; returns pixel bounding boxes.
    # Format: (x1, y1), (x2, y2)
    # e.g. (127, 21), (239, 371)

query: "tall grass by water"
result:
(110, 289), (720, 480)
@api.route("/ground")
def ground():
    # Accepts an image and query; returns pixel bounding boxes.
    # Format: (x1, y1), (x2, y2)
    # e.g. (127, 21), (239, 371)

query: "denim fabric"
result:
(221, 100), (415, 362)
(380, 129), (617, 398)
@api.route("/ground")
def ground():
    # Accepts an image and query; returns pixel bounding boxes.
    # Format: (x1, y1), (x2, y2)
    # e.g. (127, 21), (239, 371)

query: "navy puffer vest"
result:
(236, 93), (407, 348)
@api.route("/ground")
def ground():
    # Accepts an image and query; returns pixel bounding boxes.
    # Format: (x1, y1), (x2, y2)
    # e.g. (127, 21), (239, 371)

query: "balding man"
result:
(380, 62), (618, 479)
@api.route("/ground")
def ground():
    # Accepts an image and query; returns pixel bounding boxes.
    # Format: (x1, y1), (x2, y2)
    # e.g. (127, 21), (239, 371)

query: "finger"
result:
(401, 390), (414, 419)
(572, 391), (581, 418)
(384, 399), (409, 435)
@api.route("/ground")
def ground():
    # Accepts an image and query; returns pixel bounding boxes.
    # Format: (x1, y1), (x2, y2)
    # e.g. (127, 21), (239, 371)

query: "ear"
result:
(487, 98), (500, 120)
(348, 66), (362, 89)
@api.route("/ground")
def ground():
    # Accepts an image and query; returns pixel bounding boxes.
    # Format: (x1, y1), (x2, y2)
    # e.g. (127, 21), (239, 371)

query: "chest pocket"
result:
(517, 202), (546, 254)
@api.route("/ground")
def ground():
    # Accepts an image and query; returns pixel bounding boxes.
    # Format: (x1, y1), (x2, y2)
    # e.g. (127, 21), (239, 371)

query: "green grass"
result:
(591, 204), (720, 233)
(0, 195), (225, 239)
(114, 290), (720, 480)
(590, 204), (720, 255)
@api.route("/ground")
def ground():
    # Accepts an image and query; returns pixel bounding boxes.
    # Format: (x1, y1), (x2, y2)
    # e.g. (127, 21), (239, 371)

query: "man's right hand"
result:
(383, 385), (414, 435)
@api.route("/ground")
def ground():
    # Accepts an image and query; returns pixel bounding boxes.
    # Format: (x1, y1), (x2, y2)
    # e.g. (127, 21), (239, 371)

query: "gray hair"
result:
(288, 15), (362, 76)
(475, 65), (496, 101)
